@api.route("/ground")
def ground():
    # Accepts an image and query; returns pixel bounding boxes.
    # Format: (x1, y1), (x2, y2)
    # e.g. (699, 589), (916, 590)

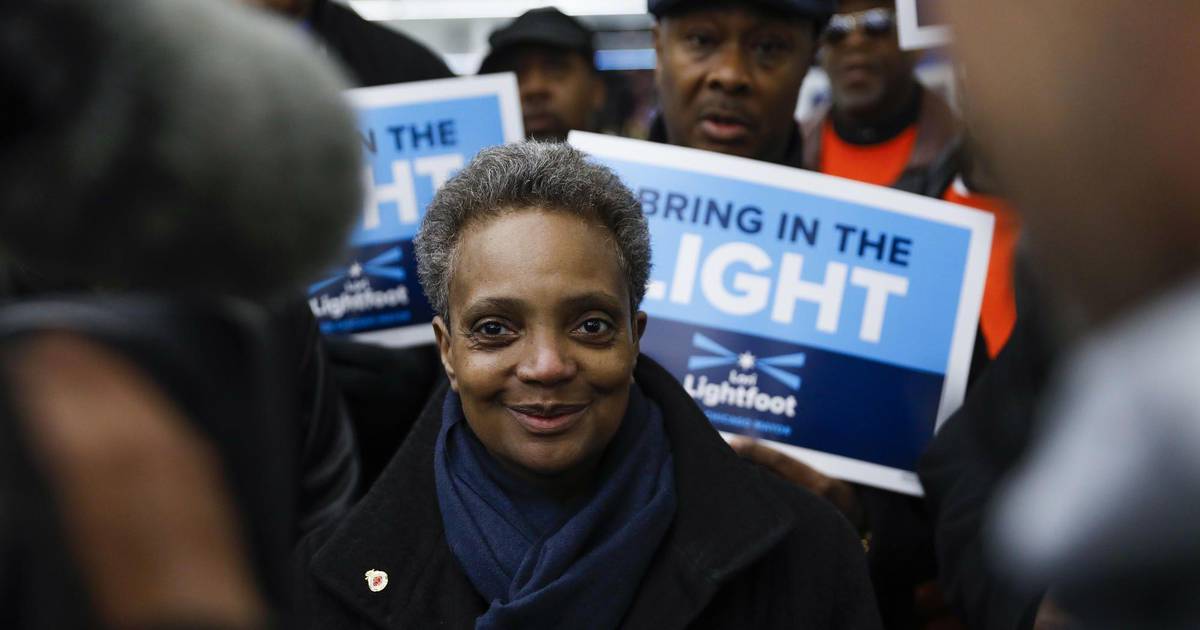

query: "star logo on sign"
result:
(687, 333), (805, 391)
(348, 262), (364, 278)
(737, 351), (756, 371)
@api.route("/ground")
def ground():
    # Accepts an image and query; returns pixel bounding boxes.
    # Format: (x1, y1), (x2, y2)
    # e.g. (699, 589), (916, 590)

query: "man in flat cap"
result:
(480, 7), (606, 141)
(648, 0), (834, 167)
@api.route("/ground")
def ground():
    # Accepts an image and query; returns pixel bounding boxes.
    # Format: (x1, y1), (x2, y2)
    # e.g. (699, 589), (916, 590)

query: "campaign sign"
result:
(568, 132), (992, 495)
(897, 0), (951, 50)
(308, 74), (523, 347)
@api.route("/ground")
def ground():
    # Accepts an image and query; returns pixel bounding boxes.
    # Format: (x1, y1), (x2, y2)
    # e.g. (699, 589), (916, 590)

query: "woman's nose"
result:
(515, 331), (578, 385)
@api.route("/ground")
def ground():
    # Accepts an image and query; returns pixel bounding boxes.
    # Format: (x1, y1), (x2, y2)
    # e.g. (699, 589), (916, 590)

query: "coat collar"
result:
(623, 356), (800, 626)
(307, 355), (799, 628)
(307, 379), (483, 629)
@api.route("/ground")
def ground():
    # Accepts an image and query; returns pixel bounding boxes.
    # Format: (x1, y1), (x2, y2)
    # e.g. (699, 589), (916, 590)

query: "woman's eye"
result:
(475, 321), (512, 337)
(575, 318), (613, 336)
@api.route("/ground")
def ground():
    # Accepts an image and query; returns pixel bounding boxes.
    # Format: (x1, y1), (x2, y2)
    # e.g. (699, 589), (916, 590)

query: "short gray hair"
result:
(415, 141), (650, 319)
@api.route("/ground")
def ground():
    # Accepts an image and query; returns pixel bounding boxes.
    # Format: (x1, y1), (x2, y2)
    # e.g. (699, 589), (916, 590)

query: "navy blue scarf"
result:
(434, 384), (677, 629)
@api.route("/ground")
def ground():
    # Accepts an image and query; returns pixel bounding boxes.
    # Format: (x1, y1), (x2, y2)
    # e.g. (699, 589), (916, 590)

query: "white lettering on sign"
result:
(700, 242), (772, 316)
(772, 254), (847, 333)
(653, 232), (909, 343)
(361, 153), (465, 230)
(850, 267), (909, 343)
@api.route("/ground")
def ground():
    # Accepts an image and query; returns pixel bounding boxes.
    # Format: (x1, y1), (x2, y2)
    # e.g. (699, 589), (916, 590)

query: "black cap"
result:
(649, 0), (836, 19)
(479, 7), (594, 74)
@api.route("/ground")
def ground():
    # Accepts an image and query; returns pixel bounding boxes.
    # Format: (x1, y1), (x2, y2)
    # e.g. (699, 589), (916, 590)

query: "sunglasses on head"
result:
(821, 8), (896, 45)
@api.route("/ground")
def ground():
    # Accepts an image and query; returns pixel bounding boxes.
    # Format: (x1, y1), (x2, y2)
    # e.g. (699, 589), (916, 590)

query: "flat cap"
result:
(479, 7), (594, 74)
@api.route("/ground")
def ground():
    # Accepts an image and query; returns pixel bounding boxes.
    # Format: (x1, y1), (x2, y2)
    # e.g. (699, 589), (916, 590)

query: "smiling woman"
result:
(295, 142), (882, 629)
(436, 210), (644, 487)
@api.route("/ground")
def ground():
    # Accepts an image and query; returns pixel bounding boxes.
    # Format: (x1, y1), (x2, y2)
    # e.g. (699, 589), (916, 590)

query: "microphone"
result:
(0, 0), (363, 298)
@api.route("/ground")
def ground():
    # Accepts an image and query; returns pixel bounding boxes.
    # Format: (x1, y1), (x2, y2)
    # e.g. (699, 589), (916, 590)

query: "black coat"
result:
(917, 259), (1059, 630)
(295, 356), (882, 629)
(0, 297), (327, 627)
(309, 0), (453, 88)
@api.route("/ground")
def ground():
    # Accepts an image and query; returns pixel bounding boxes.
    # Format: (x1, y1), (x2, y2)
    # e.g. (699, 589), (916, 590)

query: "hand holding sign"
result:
(729, 435), (865, 530)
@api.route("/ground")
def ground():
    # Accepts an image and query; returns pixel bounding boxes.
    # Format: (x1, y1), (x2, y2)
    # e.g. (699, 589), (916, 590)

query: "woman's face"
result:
(433, 208), (646, 482)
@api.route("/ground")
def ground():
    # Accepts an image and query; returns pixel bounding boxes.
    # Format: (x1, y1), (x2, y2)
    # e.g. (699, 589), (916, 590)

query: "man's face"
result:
(820, 0), (917, 118)
(947, 0), (1200, 323)
(492, 45), (605, 142)
(654, 5), (815, 162)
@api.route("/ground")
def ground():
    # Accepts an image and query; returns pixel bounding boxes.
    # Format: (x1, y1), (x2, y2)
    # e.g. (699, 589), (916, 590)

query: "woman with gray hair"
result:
(296, 142), (881, 629)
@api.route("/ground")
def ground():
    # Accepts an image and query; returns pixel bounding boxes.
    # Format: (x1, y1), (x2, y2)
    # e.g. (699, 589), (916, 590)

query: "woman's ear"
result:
(632, 311), (648, 350)
(432, 316), (458, 391)
(630, 312), (649, 383)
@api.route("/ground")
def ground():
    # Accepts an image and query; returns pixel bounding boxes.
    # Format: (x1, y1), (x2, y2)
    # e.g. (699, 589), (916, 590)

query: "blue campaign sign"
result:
(308, 75), (523, 347)
(568, 132), (992, 495)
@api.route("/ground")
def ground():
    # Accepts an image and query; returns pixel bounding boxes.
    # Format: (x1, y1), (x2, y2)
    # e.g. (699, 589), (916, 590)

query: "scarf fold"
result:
(434, 384), (677, 630)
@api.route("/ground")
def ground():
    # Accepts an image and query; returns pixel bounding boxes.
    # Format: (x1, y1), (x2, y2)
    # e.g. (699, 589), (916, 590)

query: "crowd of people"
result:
(3, 0), (1199, 628)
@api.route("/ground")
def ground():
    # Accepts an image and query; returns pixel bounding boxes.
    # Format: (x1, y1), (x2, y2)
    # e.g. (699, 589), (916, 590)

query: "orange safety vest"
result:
(943, 176), (1021, 357)
(819, 120), (919, 187)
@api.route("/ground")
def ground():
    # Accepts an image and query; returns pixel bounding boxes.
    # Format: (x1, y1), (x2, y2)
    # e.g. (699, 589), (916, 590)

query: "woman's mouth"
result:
(505, 403), (589, 436)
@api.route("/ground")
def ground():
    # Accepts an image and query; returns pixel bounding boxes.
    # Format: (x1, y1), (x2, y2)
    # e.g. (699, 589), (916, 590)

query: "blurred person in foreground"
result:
(803, 0), (957, 191)
(0, 0), (361, 542)
(648, 0), (833, 167)
(479, 7), (606, 142)
(294, 142), (882, 629)
(0, 0), (363, 626)
(242, 0), (455, 488)
(941, 1), (1200, 628)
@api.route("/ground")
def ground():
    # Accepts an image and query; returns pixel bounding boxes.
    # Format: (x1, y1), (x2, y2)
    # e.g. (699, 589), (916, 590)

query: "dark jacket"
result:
(309, 0), (453, 87)
(0, 267), (361, 543)
(917, 257), (1058, 630)
(0, 296), (315, 627)
(296, 356), (882, 629)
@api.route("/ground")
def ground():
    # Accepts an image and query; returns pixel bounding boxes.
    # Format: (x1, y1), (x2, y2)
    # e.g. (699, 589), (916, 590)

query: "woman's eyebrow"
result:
(559, 292), (625, 314)
(459, 296), (525, 321)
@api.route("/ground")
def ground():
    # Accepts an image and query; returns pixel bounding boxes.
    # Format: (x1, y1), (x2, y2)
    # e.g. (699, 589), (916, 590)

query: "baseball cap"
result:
(479, 7), (594, 74)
